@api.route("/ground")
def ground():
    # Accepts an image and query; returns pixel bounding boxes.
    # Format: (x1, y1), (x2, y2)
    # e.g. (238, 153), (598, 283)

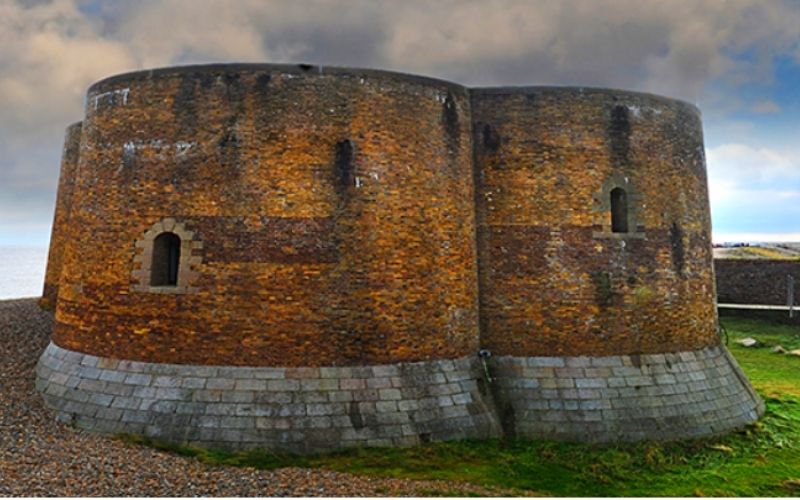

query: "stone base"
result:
(35, 343), (501, 452)
(490, 345), (764, 442)
(36, 342), (764, 450)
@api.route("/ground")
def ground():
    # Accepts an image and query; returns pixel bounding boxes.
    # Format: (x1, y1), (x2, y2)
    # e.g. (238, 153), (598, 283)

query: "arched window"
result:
(132, 218), (200, 294)
(610, 187), (628, 233)
(150, 232), (181, 286)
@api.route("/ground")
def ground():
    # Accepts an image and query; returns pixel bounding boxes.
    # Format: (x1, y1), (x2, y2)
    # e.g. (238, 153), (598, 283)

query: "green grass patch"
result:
(123, 316), (800, 496)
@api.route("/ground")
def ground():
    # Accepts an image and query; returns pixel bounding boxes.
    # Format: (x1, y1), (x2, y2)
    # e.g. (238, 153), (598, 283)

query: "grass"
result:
(716, 246), (800, 260)
(123, 316), (800, 496)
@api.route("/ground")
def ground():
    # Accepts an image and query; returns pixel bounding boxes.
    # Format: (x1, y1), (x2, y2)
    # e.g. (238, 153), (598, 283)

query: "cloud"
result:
(706, 143), (800, 241)
(751, 99), (780, 114)
(94, 0), (800, 101)
(2, 0), (800, 245)
(0, 0), (137, 140)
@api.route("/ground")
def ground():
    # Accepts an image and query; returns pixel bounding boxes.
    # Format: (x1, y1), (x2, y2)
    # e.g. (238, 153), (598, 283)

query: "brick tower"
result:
(37, 64), (762, 451)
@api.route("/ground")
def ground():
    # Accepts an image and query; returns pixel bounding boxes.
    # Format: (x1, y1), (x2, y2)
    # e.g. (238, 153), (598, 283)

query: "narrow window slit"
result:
(610, 187), (628, 233)
(151, 232), (181, 286)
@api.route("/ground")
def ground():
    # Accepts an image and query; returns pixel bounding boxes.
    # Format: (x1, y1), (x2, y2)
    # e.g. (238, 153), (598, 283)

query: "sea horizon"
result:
(0, 246), (48, 300)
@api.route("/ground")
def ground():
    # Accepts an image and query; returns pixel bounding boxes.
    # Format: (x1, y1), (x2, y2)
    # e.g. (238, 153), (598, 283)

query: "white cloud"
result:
(96, 0), (800, 101)
(0, 0), (138, 140)
(751, 99), (780, 114)
(2, 0), (800, 245)
(706, 143), (800, 242)
(707, 143), (799, 186)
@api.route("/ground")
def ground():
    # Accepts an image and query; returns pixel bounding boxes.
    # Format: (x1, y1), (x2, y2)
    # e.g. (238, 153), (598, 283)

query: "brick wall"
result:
(53, 65), (480, 366)
(471, 88), (718, 357)
(715, 259), (800, 305)
(42, 121), (82, 308)
(47, 64), (720, 367)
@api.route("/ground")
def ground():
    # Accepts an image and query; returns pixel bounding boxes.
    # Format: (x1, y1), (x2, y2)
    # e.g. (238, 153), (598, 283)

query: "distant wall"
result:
(714, 259), (800, 305)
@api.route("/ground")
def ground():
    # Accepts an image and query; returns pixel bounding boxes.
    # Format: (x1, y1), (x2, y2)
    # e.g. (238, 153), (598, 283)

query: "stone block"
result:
(297, 391), (328, 403)
(379, 388), (402, 400)
(154, 388), (191, 401)
(278, 404), (306, 417)
(376, 401), (398, 413)
(565, 356), (591, 368)
(95, 407), (124, 421)
(220, 416), (255, 429)
(122, 410), (153, 424)
(193, 389), (223, 402)
(328, 391), (354, 403)
(235, 379), (267, 391)
(373, 365), (401, 378)
(204, 404), (238, 416)
(366, 377), (393, 389)
(252, 368), (286, 380)
(556, 367), (585, 378)
(398, 400), (420, 411)
(526, 357), (566, 368)
(153, 376), (183, 388)
(78, 379), (107, 393)
(221, 391), (256, 403)
(110, 396), (140, 410)
(286, 367), (320, 379)
(181, 377), (207, 389)
(98, 370), (127, 383)
(575, 378), (607, 389)
(132, 386), (158, 399)
(175, 402), (208, 414)
(340, 378), (365, 390)
(88, 393), (114, 407)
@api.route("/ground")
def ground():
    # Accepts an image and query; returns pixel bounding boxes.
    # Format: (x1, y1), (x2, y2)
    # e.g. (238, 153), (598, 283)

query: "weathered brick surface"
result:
(52, 64), (479, 366)
(41, 122), (82, 308)
(471, 88), (717, 357)
(46, 67), (722, 365)
(38, 65), (759, 449)
(715, 259), (800, 306)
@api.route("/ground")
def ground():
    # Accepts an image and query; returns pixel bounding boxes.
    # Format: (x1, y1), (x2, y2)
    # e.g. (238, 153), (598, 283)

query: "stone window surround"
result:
(592, 174), (645, 240)
(131, 217), (202, 294)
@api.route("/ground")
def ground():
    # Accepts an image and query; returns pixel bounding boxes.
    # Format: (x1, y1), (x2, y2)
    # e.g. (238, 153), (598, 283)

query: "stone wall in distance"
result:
(714, 259), (800, 306)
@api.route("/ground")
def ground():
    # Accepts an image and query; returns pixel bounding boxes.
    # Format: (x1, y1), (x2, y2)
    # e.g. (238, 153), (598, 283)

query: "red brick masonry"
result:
(45, 64), (718, 367)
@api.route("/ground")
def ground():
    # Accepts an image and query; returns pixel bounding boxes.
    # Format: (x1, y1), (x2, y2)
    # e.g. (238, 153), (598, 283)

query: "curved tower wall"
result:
(471, 88), (761, 441)
(472, 88), (717, 357)
(41, 121), (82, 308)
(39, 65), (499, 451)
(36, 65), (761, 451)
(53, 66), (480, 367)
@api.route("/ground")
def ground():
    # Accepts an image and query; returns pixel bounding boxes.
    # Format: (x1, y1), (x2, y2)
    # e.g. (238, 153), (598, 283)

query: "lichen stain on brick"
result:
(670, 222), (685, 276)
(608, 104), (631, 167)
(333, 139), (355, 195)
(442, 91), (460, 154)
(481, 124), (500, 152)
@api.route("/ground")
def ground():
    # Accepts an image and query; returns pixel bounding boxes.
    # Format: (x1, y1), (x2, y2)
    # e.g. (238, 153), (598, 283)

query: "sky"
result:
(1, 0), (799, 247)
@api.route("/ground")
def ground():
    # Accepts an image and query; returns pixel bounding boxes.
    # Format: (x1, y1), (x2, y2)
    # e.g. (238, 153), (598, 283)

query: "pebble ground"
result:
(0, 298), (514, 496)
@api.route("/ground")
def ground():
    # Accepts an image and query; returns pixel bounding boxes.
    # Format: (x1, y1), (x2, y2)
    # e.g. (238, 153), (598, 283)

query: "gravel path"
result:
(0, 298), (514, 496)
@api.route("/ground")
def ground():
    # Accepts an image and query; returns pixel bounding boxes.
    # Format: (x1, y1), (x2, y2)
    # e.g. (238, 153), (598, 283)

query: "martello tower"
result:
(37, 64), (762, 452)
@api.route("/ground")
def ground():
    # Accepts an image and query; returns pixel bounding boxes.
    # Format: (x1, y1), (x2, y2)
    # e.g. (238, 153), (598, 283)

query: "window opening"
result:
(151, 232), (181, 286)
(610, 187), (628, 233)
